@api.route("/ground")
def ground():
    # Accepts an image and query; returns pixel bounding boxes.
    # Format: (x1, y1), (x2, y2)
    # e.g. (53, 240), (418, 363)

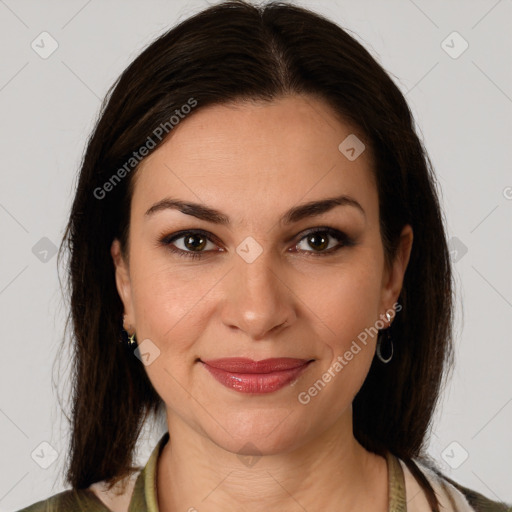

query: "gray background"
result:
(1, 0), (511, 510)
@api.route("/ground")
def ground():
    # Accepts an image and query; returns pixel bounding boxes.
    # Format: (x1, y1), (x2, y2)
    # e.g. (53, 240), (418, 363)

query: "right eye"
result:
(159, 229), (223, 259)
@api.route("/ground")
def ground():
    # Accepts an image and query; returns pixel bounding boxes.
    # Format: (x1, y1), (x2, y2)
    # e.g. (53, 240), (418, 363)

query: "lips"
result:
(201, 357), (313, 393)
(203, 357), (310, 373)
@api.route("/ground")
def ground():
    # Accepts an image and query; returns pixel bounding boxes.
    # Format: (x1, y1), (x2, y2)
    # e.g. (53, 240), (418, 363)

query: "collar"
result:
(128, 431), (169, 512)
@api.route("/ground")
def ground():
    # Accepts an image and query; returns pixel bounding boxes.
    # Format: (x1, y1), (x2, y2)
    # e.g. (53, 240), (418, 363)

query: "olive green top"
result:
(16, 432), (511, 511)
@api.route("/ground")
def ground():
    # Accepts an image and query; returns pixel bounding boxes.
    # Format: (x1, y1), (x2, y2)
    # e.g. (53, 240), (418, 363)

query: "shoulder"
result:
(435, 473), (512, 512)
(14, 488), (111, 512)
(15, 470), (140, 512)
(399, 456), (512, 512)
(87, 472), (140, 512)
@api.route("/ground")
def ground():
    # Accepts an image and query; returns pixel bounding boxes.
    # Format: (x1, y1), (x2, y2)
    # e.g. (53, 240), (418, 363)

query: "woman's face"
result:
(112, 94), (412, 455)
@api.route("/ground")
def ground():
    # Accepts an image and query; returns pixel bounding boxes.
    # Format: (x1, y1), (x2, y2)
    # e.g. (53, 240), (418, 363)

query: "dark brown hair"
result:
(57, 1), (455, 509)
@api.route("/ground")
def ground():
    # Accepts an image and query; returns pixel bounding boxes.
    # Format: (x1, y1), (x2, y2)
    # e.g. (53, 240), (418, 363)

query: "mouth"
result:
(200, 357), (314, 394)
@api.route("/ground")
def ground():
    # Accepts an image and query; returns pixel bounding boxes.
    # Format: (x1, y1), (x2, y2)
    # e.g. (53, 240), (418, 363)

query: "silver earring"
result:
(376, 312), (393, 364)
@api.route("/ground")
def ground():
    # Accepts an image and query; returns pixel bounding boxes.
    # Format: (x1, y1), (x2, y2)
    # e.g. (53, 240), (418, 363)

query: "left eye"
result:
(294, 228), (351, 255)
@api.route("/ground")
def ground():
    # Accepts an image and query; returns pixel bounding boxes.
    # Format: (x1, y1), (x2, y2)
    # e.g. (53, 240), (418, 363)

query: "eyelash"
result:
(158, 227), (355, 260)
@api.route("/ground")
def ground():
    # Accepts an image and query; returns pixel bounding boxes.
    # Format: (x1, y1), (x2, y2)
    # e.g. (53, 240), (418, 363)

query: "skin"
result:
(110, 94), (413, 511)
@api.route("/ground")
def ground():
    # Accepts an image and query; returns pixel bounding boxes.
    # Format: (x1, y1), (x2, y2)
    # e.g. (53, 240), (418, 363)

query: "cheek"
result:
(127, 259), (207, 404)
(295, 273), (382, 418)
(302, 258), (383, 345)
(294, 256), (384, 412)
(129, 246), (218, 343)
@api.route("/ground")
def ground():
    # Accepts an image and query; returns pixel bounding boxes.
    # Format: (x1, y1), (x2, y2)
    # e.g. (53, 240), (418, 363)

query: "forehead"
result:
(130, 95), (378, 226)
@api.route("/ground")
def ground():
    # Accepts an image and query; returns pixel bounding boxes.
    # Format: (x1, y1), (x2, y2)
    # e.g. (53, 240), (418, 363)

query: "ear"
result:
(379, 224), (413, 319)
(111, 238), (135, 329)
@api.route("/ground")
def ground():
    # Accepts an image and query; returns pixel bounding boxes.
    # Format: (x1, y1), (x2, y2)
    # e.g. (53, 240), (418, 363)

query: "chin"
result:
(201, 407), (314, 457)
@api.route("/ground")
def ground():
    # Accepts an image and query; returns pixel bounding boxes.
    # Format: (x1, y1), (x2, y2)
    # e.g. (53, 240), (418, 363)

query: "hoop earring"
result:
(376, 312), (393, 364)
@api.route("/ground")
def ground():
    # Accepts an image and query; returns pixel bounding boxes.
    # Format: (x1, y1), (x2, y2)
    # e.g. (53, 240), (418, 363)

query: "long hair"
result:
(57, 2), (454, 509)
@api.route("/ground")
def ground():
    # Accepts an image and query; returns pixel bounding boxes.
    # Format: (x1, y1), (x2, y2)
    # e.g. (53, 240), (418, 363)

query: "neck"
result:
(156, 409), (389, 512)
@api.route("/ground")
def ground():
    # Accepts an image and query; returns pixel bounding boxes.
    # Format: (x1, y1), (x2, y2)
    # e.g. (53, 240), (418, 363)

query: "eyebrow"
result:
(144, 194), (366, 225)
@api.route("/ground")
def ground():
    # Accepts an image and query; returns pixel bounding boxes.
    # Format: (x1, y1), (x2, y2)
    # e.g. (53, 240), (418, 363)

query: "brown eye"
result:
(160, 230), (221, 259)
(305, 232), (330, 251)
(294, 228), (355, 256)
(182, 233), (208, 251)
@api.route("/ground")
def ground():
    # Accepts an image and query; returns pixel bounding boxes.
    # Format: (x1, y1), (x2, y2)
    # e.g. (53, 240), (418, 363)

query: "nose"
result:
(220, 247), (296, 341)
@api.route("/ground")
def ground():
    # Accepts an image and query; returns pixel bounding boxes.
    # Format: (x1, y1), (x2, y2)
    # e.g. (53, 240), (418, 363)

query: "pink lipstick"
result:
(201, 357), (312, 393)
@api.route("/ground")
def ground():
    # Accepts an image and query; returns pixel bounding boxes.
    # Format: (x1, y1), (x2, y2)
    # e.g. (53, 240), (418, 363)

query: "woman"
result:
(17, 1), (511, 511)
